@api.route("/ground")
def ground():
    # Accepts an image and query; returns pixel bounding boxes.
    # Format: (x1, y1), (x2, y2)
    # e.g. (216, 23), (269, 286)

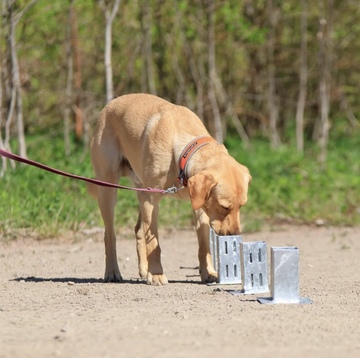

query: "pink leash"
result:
(0, 148), (180, 194)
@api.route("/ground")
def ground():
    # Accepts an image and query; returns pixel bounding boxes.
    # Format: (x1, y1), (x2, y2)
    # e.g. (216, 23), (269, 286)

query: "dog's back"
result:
(91, 93), (210, 187)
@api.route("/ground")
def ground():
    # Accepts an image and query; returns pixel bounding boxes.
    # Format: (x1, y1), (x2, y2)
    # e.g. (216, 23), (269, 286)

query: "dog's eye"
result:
(220, 205), (230, 212)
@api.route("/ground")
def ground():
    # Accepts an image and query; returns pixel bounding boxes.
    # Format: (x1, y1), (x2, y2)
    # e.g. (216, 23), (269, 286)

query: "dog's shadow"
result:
(13, 276), (106, 284)
(12, 276), (202, 285)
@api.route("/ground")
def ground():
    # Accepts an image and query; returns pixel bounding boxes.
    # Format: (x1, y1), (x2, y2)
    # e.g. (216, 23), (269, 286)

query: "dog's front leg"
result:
(135, 210), (148, 279)
(135, 193), (168, 285)
(193, 208), (217, 283)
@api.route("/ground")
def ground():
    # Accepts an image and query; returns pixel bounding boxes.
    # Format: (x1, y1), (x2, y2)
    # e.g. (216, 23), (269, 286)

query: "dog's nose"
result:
(210, 222), (241, 236)
(227, 227), (241, 235)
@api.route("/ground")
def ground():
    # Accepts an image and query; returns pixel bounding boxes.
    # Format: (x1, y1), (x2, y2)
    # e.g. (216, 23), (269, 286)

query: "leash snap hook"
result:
(164, 186), (184, 194)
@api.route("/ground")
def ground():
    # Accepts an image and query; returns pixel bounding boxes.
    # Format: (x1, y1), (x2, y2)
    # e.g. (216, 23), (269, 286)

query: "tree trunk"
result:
(296, 0), (308, 154)
(0, 65), (6, 177)
(99, 0), (121, 103)
(70, 1), (83, 141)
(266, 0), (281, 148)
(8, 0), (26, 158)
(3, 0), (37, 162)
(0, 2), (6, 176)
(207, 0), (223, 143)
(64, 0), (74, 156)
(317, 0), (333, 166)
(140, 2), (157, 95)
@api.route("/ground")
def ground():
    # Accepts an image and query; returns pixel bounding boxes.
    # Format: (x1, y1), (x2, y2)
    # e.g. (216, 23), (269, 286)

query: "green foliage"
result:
(1, 1), (360, 240)
(0, 136), (98, 237)
(3, 0), (360, 132)
(219, 2), (267, 44)
(1, 129), (359, 240)
(0, 134), (192, 238)
(225, 128), (360, 227)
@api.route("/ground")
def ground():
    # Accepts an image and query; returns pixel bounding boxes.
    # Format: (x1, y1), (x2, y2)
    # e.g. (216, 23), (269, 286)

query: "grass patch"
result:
(1, 129), (359, 239)
(225, 129), (360, 227)
(0, 133), (192, 238)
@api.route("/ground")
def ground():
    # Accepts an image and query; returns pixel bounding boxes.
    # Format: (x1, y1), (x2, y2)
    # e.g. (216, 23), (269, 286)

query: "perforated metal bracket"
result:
(217, 235), (242, 284)
(257, 246), (312, 304)
(210, 228), (242, 284)
(240, 241), (269, 294)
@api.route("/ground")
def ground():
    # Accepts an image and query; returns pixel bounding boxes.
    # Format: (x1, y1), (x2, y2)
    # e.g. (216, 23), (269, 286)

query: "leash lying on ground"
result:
(0, 148), (181, 194)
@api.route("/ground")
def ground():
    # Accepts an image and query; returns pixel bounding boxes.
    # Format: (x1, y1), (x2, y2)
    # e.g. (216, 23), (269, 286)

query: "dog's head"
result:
(188, 158), (251, 235)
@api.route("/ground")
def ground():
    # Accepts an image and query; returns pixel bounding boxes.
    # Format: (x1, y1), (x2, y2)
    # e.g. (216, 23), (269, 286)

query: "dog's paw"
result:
(146, 272), (168, 286)
(104, 270), (123, 282)
(200, 270), (218, 284)
(138, 265), (148, 279)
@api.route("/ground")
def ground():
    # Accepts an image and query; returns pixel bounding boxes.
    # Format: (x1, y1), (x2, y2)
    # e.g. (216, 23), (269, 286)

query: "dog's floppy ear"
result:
(187, 172), (216, 210)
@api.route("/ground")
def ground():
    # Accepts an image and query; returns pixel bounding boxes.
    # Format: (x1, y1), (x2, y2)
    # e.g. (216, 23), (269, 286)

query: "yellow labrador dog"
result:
(90, 93), (251, 285)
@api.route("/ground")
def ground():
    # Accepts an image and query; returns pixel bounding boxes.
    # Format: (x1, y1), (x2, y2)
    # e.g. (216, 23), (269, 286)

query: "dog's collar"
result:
(178, 136), (215, 186)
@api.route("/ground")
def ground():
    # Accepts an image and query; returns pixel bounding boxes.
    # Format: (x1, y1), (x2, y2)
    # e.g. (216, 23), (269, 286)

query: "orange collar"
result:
(178, 136), (214, 186)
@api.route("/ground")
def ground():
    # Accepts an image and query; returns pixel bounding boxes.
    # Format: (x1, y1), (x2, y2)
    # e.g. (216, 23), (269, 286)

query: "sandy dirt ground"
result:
(0, 225), (359, 358)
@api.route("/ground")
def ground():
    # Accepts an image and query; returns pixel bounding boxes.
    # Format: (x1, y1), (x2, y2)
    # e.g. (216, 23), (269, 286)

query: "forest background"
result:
(0, 0), (359, 237)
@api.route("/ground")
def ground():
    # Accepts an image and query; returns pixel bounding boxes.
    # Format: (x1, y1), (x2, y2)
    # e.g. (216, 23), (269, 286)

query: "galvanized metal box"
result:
(240, 241), (269, 294)
(258, 246), (312, 304)
(210, 228), (242, 284)
(271, 246), (300, 303)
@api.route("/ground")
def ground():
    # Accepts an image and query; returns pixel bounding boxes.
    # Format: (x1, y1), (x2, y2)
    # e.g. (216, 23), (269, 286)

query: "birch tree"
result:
(64, 0), (74, 156)
(295, 0), (308, 154)
(0, 27), (5, 176)
(207, 0), (223, 143)
(71, 1), (83, 141)
(0, 10), (16, 174)
(140, 1), (157, 95)
(317, 0), (333, 166)
(2, 0), (37, 163)
(0, 2), (6, 176)
(98, 0), (121, 103)
(266, 0), (281, 148)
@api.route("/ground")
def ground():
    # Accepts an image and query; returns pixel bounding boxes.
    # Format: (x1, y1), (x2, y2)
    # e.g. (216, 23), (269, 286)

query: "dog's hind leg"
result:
(97, 183), (122, 282)
(91, 138), (123, 282)
(193, 208), (218, 283)
(135, 192), (168, 285)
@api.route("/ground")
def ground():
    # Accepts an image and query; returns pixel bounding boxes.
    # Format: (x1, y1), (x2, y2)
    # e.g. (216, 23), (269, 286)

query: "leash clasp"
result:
(164, 186), (184, 194)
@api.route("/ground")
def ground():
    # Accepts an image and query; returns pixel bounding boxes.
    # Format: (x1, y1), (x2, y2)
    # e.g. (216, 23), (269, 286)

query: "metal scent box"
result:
(258, 246), (312, 304)
(240, 241), (269, 294)
(210, 228), (242, 284)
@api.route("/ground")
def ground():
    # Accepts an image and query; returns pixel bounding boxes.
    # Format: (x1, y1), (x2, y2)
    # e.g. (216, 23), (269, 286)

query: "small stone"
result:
(315, 219), (325, 226)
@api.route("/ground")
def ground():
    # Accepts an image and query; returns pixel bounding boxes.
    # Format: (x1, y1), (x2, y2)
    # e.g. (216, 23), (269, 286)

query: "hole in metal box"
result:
(224, 241), (228, 254)
(259, 273), (263, 286)
(251, 273), (254, 287)
(226, 265), (229, 277)
(234, 264), (237, 277)
(249, 252), (253, 263)
(233, 240), (237, 252)
(258, 249), (262, 262)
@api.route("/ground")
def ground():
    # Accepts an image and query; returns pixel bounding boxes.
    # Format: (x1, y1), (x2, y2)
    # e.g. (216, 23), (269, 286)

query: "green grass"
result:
(0, 133), (192, 238)
(225, 129), (360, 229)
(1, 129), (359, 239)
